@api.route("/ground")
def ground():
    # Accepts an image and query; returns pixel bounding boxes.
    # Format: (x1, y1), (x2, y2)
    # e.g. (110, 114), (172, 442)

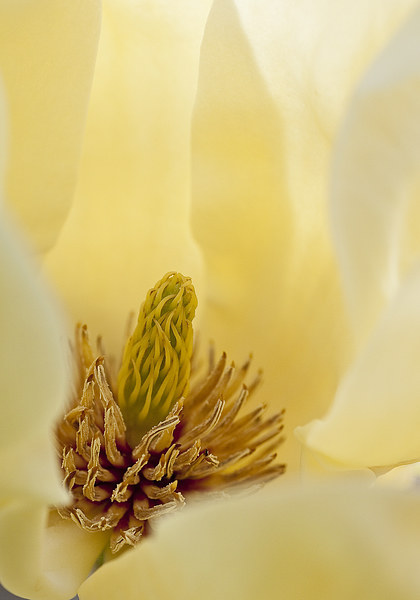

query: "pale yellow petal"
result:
(0, 91), (101, 592)
(79, 483), (420, 600)
(0, 0), (101, 254)
(235, 0), (418, 139)
(299, 6), (420, 471)
(40, 514), (107, 600)
(299, 444), (375, 483)
(0, 212), (87, 597)
(376, 463), (420, 491)
(45, 0), (212, 351)
(0, 80), (6, 188)
(0, 211), (107, 597)
(0, 213), (67, 489)
(299, 266), (420, 469)
(190, 0), (416, 471)
(330, 4), (420, 347)
(0, 502), (106, 600)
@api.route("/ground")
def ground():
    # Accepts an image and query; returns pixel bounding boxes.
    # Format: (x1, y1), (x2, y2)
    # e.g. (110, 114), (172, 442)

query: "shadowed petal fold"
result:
(0, 211), (101, 599)
(45, 1), (213, 350)
(299, 6), (420, 471)
(191, 0), (417, 470)
(299, 266), (420, 469)
(330, 4), (420, 348)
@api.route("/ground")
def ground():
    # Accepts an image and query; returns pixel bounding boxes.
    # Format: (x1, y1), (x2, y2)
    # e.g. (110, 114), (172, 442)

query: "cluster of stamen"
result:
(55, 273), (285, 555)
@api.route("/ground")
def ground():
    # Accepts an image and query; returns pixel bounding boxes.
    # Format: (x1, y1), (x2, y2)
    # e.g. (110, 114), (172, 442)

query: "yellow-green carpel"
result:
(117, 272), (197, 447)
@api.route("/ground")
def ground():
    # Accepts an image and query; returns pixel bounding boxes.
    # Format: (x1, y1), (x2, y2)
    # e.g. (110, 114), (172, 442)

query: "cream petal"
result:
(0, 118), (93, 593)
(299, 265), (420, 469)
(0, 80), (6, 187)
(0, 214), (67, 483)
(191, 0), (348, 475)
(40, 514), (107, 600)
(79, 483), (420, 600)
(0, 430), (65, 505)
(330, 4), (420, 347)
(191, 0), (415, 471)
(0, 211), (91, 597)
(45, 0), (213, 351)
(0, 502), (106, 600)
(0, 0), (101, 254)
(299, 443), (375, 483)
(0, 211), (107, 597)
(375, 463), (420, 491)
(299, 5), (420, 471)
(235, 0), (418, 163)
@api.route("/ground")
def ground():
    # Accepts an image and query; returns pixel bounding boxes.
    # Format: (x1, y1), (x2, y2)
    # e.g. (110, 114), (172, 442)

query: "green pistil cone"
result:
(117, 272), (197, 447)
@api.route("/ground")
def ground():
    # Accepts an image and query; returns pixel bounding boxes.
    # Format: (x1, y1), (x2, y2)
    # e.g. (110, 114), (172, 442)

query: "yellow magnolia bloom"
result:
(2, 1), (420, 599)
(299, 4), (420, 474)
(39, 0), (419, 474)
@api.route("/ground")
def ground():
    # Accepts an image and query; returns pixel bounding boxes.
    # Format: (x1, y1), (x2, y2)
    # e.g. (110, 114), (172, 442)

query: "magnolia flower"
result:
(2, 1), (420, 599)
(299, 4), (420, 475)
(25, 0), (419, 473)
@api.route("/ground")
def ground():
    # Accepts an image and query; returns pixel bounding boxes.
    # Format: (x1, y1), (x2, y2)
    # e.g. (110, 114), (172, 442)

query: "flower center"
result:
(55, 272), (285, 555)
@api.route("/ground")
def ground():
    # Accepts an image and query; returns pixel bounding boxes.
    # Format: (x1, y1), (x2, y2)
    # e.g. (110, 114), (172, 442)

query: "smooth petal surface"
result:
(330, 3), (420, 348)
(0, 503), (106, 600)
(0, 0), (101, 254)
(0, 210), (104, 598)
(79, 483), (420, 600)
(0, 81), (103, 597)
(0, 214), (67, 489)
(45, 0), (213, 351)
(191, 0), (417, 471)
(299, 266), (420, 469)
(376, 463), (420, 491)
(299, 5), (420, 470)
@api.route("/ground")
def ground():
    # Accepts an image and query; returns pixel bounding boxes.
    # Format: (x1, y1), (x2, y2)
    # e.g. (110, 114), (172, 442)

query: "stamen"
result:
(55, 273), (285, 556)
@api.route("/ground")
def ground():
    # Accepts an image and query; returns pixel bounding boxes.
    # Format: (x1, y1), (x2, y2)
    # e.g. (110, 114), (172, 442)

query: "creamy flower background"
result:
(2, 1), (420, 599)
(298, 3), (420, 474)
